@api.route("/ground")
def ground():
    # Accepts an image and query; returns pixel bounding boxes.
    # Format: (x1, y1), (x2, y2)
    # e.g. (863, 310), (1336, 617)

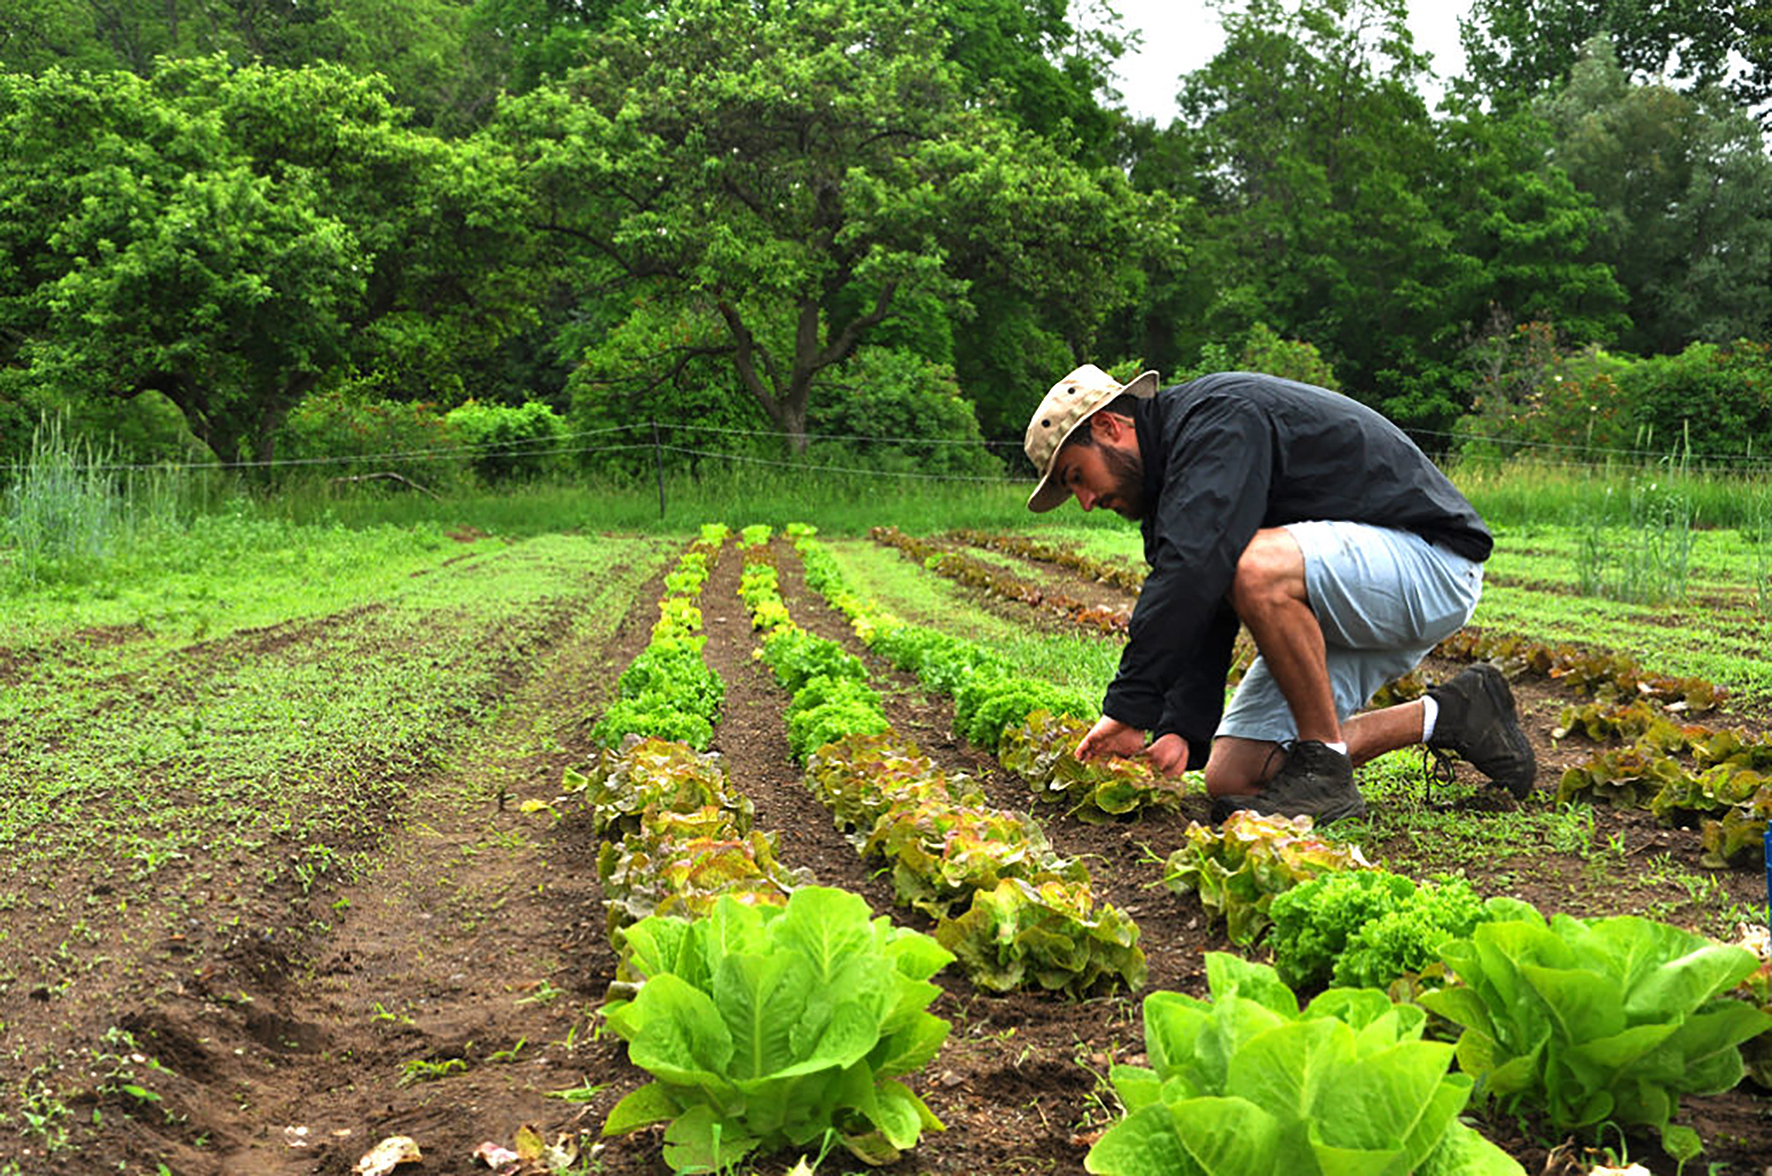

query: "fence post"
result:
(651, 419), (666, 520)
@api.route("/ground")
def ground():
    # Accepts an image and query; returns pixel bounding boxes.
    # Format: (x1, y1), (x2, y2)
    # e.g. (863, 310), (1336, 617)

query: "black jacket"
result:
(1103, 372), (1492, 766)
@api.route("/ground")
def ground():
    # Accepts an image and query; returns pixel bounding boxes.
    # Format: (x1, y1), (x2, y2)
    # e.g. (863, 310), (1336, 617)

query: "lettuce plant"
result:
(1269, 869), (1530, 992)
(1163, 811), (1371, 946)
(1421, 911), (1772, 1162)
(1086, 953), (1521, 1175)
(1001, 708), (1186, 821)
(938, 876), (1146, 997)
(601, 887), (953, 1172)
(784, 674), (890, 763)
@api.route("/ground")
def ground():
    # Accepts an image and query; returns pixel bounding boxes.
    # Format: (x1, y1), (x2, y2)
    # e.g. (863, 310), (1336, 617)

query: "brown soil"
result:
(6, 533), (1768, 1176)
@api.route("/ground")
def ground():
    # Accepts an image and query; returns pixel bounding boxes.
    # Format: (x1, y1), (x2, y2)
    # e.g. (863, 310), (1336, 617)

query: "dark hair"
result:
(1061, 393), (1141, 451)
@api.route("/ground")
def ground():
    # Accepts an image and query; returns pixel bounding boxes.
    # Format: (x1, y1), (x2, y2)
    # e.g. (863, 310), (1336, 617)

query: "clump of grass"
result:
(2, 417), (126, 584)
(1576, 478), (1696, 605)
(1, 416), (205, 589)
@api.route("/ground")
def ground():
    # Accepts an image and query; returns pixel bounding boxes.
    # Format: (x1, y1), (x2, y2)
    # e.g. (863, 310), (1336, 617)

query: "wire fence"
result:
(26, 418), (1772, 484)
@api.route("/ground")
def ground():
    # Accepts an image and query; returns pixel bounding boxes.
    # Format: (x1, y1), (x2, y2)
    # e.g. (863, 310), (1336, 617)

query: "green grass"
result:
(0, 532), (674, 893)
(823, 537), (1122, 697)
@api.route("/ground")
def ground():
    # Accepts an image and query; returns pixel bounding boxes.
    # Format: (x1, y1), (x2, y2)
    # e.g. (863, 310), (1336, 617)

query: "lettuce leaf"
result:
(1422, 910), (1772, 1160)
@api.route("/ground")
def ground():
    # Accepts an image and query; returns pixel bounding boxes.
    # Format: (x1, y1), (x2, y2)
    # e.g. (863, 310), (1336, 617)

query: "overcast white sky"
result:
(1089, 0), (1475, 123)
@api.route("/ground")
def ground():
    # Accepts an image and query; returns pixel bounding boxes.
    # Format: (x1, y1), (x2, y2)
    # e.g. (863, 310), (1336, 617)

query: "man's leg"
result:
(1224, 529), (1339, 746)
(1204, 703), (1427, 796)
(1206, 522), (1495, 818)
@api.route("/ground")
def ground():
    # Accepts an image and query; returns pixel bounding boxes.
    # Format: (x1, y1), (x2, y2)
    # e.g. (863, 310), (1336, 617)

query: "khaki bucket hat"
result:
(1024, 363), (1159, 512)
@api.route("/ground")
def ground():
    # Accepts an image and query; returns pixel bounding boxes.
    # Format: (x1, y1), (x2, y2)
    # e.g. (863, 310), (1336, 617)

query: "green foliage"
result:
(1268, 870), (1419, 991)
(1454, 323), (1637, 460)
(1268, 869), (1526, 992)
(760, 628), (868, 694)
(275, 389), (461, 476)
(600, 887), (954, 1171)
(1162, 811), (1372, 946)
(1540, 42), (1772, 357)
(1421, 911), (1772, 1161)
(1086, 953), (1522, 1176)
(805, 347), (1001, 477)
(953, 672), (1094, 752)
(1620, 340), (1772, 463)
(0, 57), (536, 462)
(591, 540), (724, 750)
(784, 674), (890, 764)
(444, 400), (569, 482)
(498, 0), (1169, 447)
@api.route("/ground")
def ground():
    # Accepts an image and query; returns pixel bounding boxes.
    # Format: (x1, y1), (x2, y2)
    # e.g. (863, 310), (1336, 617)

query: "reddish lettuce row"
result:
(1553, 703), (1772, 864)
(948, 527), (1146, 593)
(870, 524), (1131, 634)
(1437, 628), (1725, 712)
(567, 736), (805, 950)
(737, 531), (1147, 996)
(808, 733), (1146, 996)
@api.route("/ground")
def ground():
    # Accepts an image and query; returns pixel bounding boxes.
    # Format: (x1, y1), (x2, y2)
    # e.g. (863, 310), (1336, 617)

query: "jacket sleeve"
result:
(1152, 601), (1240, 769)
(1102, 394), (1274, 732)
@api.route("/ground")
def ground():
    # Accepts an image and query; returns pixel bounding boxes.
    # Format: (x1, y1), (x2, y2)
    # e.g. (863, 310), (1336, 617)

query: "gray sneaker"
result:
(1427, 664), (1536, 799)
(1212, 741), (1367, 825)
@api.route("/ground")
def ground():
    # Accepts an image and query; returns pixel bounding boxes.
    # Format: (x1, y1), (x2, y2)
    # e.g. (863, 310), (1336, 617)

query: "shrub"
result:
(443, 399), (568, 482)
(276, 388), (458, 473)
(1621, 339), (1772, 463)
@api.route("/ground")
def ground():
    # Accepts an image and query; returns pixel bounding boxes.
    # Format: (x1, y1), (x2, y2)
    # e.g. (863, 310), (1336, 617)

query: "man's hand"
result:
(1076, 715), (1146, 762)
(1144, 733), (1190, 776)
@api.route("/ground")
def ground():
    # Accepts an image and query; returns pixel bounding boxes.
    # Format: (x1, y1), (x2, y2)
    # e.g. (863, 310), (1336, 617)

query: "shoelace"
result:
(1420, 744), (1460, 809)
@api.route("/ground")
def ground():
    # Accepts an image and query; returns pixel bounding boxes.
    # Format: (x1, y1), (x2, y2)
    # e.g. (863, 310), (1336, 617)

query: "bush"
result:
(1455, 322), (1637, 460)
(443, 399), (568, 482)
(275, 388), (460, 478)
(806, 347), (1002, 477)
(1621, 339), (1772, 463)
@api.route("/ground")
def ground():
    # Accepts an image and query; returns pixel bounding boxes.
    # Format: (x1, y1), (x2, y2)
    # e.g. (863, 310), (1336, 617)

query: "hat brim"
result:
(1025, 370), (1159, 512)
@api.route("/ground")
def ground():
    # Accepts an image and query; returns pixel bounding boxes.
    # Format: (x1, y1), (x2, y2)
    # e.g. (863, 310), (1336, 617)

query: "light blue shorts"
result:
(1216, 521), (1483, 744)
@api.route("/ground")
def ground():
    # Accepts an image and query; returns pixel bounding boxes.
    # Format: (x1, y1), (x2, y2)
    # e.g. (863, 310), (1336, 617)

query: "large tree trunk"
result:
(252, 373), (320, 467)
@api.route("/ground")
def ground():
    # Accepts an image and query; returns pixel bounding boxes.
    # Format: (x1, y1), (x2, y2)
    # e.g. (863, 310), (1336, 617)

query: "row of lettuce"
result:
(569, 523), (1771, 1174)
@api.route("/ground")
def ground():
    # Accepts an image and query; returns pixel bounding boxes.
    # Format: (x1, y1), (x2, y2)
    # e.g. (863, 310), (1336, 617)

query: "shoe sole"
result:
(1212, 793), (1367, 826)
(1474, 664), (1537, 800)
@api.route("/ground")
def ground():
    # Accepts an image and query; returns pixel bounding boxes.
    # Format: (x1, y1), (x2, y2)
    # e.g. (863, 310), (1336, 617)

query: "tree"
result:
(0, 0), (514, 133)
(1168, 0), (1470, 423)
(1432, 104), (1630, 348)
(1540, 39), (1772, 355)
(1459, 0), (1771, 123)
(0, 58), (537, 462)
(495, 0), (1172, 451)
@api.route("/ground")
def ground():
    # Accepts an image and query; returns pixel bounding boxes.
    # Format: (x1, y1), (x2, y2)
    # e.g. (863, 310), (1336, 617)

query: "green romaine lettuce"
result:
(1087, 954), (1521, 1176)
(601, 887), (953, 1171)
(1422, 910), (1772, 1162)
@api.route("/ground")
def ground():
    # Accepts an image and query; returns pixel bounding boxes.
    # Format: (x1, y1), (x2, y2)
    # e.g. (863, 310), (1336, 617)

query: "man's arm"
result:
(1102, 395), (1276, 729)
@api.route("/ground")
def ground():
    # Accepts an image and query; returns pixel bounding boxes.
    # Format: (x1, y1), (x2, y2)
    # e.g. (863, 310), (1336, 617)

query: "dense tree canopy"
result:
(0, 0), (1767, 466)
